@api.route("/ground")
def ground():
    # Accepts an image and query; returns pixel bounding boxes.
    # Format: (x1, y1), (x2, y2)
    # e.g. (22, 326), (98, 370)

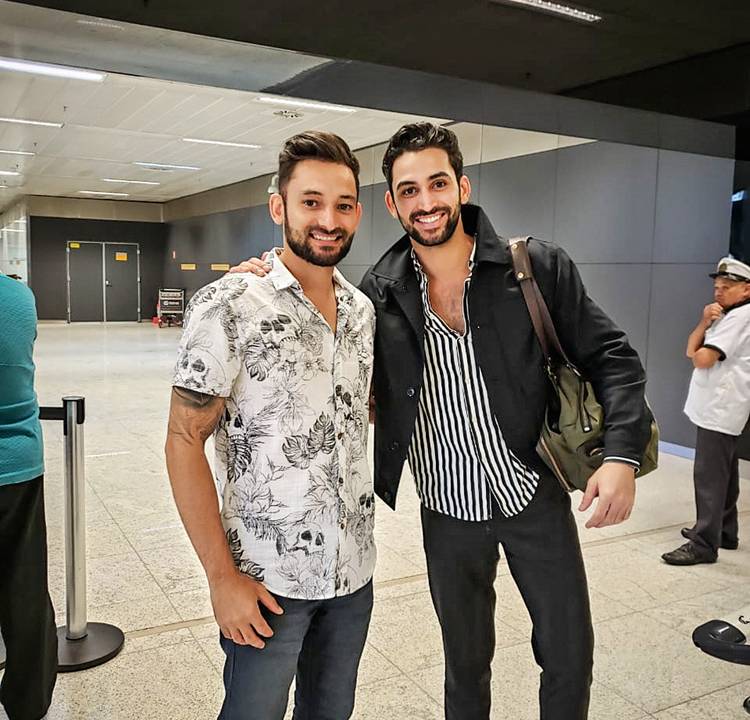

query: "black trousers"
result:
(421, 474), (593, 720)
(0, 476), (57, 720)
(685, 426), (740, 557)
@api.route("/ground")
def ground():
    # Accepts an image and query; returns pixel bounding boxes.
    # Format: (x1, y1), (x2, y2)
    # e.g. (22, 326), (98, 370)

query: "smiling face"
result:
(384, 147), (471, 248)
(270, 159), (362, 267)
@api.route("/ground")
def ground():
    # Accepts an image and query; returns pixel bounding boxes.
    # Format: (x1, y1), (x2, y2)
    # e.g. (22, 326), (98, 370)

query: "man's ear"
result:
(269, 193), (284, 226)
(384, 190), (398, 220)
(459, 175), (472, 205)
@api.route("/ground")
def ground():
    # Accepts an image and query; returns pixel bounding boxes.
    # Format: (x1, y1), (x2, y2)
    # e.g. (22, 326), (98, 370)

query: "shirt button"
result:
(406, 387), (415, 398)
(340, 521), (346, 530)
(390, 441), (400, 451)
(383, 490), (393, 503)
(338, 477), (344, 485)
(337, 432), (344, 440)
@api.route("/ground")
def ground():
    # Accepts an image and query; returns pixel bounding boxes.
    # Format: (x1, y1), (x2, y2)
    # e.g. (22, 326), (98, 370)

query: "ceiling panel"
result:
(0, 61), (449, 210)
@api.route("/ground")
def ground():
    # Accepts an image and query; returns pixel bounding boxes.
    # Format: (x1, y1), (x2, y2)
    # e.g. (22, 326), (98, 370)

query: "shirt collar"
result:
(268, 247), (354, 304)
(410, 242), (477, 279)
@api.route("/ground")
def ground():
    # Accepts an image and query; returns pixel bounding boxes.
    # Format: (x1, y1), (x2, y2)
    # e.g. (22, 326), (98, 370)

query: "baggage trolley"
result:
(158, 288), (185, 328)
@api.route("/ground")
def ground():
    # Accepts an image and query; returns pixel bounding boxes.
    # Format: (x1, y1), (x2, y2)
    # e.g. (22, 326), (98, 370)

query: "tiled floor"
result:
(3, 322), (750, 719)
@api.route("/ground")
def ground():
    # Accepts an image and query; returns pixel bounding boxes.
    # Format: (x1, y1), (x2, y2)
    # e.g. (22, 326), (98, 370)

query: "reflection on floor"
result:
(2, 323), (749, 719)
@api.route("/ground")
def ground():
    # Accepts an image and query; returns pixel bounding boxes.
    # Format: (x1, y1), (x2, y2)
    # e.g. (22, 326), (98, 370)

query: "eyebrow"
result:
(301, 190), (356, 201)
(395, 171), (451, 191)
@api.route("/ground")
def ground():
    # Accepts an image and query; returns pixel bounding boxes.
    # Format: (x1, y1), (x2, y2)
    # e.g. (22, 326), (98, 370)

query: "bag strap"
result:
(509, 236), (574, 369)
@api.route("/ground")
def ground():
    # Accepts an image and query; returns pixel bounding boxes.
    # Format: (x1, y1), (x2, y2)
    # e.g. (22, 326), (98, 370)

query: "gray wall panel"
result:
(645, 264), (715, 447)
(652, 150), (734, 263)
(554, 142), (658, 264)
(345, 184), (373, 267)
(337, 265), (370, 287)
(556, 97), (659, 148)
(575, 264), (652, 362)
(370, 181), (403, 262)
(477, 151), (556, 240)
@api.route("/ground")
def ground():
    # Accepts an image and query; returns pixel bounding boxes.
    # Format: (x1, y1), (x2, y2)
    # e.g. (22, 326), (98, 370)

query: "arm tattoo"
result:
(168, 387), (226, 443)
(173, 386), (217, 408)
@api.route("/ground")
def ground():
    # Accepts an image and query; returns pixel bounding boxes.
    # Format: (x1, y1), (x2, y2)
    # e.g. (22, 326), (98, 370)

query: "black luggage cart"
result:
(158, 288), (185, 328)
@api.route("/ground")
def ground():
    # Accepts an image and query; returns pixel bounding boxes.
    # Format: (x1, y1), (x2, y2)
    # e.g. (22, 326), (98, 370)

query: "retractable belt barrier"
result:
(39, 397), (125, 672)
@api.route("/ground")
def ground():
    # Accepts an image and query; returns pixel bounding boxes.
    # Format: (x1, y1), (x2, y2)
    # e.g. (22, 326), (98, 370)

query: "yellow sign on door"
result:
(181, 263), (197, 271)
(69, 242), (80, 249)
(115, 252), (128, 262)
(211, 263), (230, 271)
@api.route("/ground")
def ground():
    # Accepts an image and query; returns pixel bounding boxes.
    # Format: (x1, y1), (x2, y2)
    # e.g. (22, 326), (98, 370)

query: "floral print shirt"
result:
(173, 250), (376, 600)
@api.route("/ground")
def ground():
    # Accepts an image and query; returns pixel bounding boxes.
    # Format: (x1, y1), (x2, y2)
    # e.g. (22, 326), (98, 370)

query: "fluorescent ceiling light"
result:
(134, 161), (200, 171)
(0, 170), (20, 176)
(0, 117), (63, 128)
(494, 0), (602, 22)
(183, 137), (261, 149)
(101, 178), (161, 186)
(76, 19), (124, 30)
(255, 96), (356, 113)
(78, 190), (129, 197)
(0, 149), (35, 157)
(0, 57), (105, 82)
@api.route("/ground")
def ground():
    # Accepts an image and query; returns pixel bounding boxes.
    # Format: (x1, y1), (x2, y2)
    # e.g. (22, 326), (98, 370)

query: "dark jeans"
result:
(685, 426), (740, 557)
(0, 476), (57, 720)
(421, 474), (594, 720)
(218, 580), (373, 720)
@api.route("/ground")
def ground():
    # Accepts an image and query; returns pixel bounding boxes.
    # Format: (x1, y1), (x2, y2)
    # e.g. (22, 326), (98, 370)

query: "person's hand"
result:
(578, 462), (636, 529)
(229, 253), (272, 276)
(702, 302), (723, 327)
(209, 571), (283, 648)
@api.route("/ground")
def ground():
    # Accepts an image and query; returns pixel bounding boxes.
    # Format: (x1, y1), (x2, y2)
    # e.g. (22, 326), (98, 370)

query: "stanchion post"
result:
(53, 396), (124, 672)
(64, 396), (87, 641)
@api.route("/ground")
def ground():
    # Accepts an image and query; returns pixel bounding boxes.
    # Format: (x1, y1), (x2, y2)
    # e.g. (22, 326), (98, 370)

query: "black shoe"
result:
(680, 527), (738, 550)
(662, 542), (717, 566)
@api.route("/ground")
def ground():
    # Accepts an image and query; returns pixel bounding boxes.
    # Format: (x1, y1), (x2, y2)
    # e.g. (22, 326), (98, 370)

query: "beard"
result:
(397, 200), (462, 248)
(283, 210), (354, 267)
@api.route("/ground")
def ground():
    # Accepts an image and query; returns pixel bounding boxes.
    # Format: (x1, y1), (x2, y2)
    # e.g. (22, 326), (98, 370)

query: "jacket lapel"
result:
(391, 274), (424, 352)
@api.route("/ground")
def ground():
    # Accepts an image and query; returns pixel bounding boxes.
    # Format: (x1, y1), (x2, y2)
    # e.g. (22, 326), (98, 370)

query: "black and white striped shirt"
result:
(407, 248), (539, 521)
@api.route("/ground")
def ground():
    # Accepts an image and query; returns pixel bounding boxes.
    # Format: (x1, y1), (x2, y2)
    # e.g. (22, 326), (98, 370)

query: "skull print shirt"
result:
(173, 250), (376, 600)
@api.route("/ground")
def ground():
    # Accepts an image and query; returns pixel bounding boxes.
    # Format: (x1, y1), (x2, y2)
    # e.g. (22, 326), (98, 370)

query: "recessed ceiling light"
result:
(101, 178), (161, 186)
(0, 117), (63, 128)
(182, 137), (261, 149)
(134, 161), (200, 171)
(76, 19), (124, 30)
(492, 0), (601, 22)
(0, 170), (20, 176)
(78, 190), (129, 197)
(0, 57), (106, 82)
(0, 149), (35, 157)
(256, 96), (356, 114)
(273, 110), (303, 120)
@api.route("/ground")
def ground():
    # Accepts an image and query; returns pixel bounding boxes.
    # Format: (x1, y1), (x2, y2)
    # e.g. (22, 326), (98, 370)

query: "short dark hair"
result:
(382, 123), (463, 192)
(277, 131), (360, 198)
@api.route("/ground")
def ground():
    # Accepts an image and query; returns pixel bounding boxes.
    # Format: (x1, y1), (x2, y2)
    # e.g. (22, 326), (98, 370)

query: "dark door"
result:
(105, 244), (139, 321)
(68, 242), (104, 322)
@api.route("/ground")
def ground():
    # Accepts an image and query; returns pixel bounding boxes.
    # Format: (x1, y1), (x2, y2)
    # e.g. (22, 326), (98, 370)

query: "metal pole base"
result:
(57, 623), (124, 673)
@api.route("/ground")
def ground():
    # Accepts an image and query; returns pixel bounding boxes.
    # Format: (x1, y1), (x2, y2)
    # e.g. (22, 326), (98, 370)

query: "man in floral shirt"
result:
(165, 131), (375, 720)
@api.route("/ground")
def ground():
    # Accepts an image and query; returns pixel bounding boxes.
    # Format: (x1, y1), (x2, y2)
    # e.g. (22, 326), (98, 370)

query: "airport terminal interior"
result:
(2, 1), (750, 718)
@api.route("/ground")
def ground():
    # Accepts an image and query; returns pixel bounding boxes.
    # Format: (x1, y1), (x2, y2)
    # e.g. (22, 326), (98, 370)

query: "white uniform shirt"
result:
(684, 301), (750, 436)
(173, 250), (376, 600)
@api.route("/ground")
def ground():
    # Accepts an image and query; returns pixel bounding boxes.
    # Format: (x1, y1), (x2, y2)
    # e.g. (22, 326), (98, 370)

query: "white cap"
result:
(709, 256), (750, 282)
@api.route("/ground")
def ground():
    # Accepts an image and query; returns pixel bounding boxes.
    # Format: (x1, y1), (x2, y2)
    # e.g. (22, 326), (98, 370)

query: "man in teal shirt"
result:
(0, 273), (57, 720)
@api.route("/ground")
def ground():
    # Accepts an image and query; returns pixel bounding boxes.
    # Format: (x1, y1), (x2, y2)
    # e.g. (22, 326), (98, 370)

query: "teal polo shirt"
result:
(0, 274), (44, 485)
